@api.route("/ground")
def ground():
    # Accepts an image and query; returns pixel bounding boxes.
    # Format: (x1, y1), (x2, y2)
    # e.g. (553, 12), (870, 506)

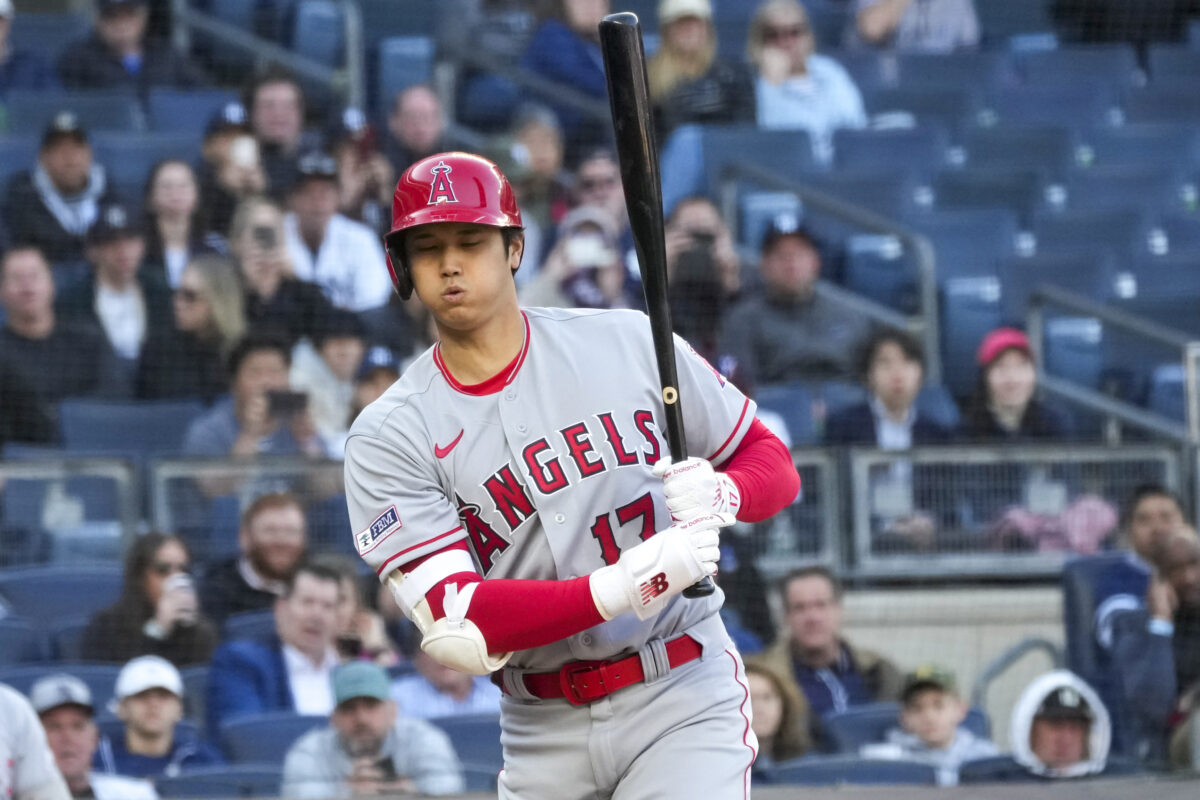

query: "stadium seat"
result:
(0, 663), (121, 709)
(1162, 217), (1200, 251)
(962, 126), (1078, 180)
(764, 754), (938, 786)
(4, 91), (144, 136)
(427, 714), (504, 773)
(373, 36), (435, 120)
(908, 207), (1022, 282)
(9, 12), (91, 66)
(1126, 250), (1200, 299)
(975, 0), (1056, 45)
(804, 2), (852, 54)
(1016, 44), (1144, 92)
(147, 88), (240, 136)
(957, 754), (1142, 783)
(49, 615), (92, 661)
(939, 275), (1003, 398)
(895, 52), (1014, 91)
(702, 125), (817, 198)
(1124, 84), (1200, 124)
(833, 126), (951, 178)
(91, 134), (203, 199)
(754, 382), (818, 446)
(1064, 165), (1194, 215)
(156, 764), (283, 798)
(930, 168), (1046, 224)
(0, 565), (122, 624)
(0, 137), (38, 191)
(998, 251), (1117, 321)
(222, 609), (277, 642)
(1079, 122), (1200, 170)
(864, 86), (981, 137)
(219, 713), (326, 763)
(916, 383), (962, 430)
(981, 84), (1120, 129)
(289, 0), (344, 67)
(821, 701), (991, 754)
(0, 618), (47, 665)
(806, 169), (922, 219)
(1043, 316), (1105, 390)
(843, 233), (917, 313)
(58, 399), (206, 456)
(1147, 363), (1186, 421)
(1032, 209), (1155, 262)
(357, 0), (443, 45)
(1146, 45), (1200, 81)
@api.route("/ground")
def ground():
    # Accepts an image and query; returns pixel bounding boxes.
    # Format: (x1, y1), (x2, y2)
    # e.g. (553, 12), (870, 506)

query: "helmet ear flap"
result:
(384, 232), (414, 300)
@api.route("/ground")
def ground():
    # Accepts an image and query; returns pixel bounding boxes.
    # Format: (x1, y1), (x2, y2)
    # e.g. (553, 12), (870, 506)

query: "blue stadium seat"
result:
(0, 137), (38, 191)
(754, 382), (818, 446)
(357, 0), (442, 46)
(998, 251), (1117, 320)
(0, 663), (122, 709)
(219, 713), (326, 763)
(0, 618), (48, 665)
(1043, 316), (1105, 389)
(916, 383), (962, 430)
(821, 701), (991, 754)
(930, 168), (1046, 224)
(1147, 363), (1186, 421)
(976, 0), (1056, 45)
(1080, 122), (1200, 170)
(765, 754), (938, 786)
(864, 86), (981, 137)
(895, 52), (1014, 91)
(181, 665), (210, 729)
(833, 127), (951, 178)
(1017, 44), (1143, 92)
(940, 276), (1003, 398)
(908, 208), (1021, 282)
(1032, 209), (1154, 262)
(156, 764), (282, 798)
(804, 169), (921, 218)
(958, 754), (1142, 783)
(0, 565), (122, 624)
(1146, 45), (1200, 81)
(1064, 165), (1193, 215)
(1162, 218), (1200, 251)
(222, 610), (277, 642)
(832, 50), (887, 96)
(461, 764), (500, 793)
(981, 84), (1120, 129)
(289, 0), (344, 67)
(843, 233), (917, 312)
(49, 615), (92, 661)
(9, 12), (91, 66)
(962, 126), (1078, 180)
(702, 125), (817, 198)
(147, 88), (239, 136)
(58, 399), (205, 457)
(91, 133), (203, 200)
(4, 91), (144, 136)
(804, 2), (852, 53)
(1124, 84), (1200, 124)
(428, 714), (504, 773)
(373, 36), (435, 120)
(1126, 250), (1200, 300)
(738, 191), (804, 253)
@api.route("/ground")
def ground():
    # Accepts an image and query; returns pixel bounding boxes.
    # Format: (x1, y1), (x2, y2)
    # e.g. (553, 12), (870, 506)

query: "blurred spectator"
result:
(231, 196), (338, 349)
(79, 532), (218, 667)
(520, 0), (612, 156)
(142, 159), (226, 290)
(504, 103), (572, 268)
(389, 650), (500, 720)
(310, 553), (401, 667)
(1006, 670), (1112, 779)
(3, 112), (119, 264)
(326, 107), (394, 234)
(720, 220), (871, 384)
(57, 0), (207, 95)
(198, 103), (266, 238)
(847, 0), (980, 53)
(1110, 530), (1200, 767)
(520, 204), (635, 309)
(664, 195), (741, 358)
(290, 308), (368, 457)
(281, 661), (465, 798)
(206, 561), (342, 734)
(860, 665), (998, 785)
(349, 346), (402, 425)
(825, 328), (955, 446)
(962, 327), (1073, 442)
(744, 658), (809, 775)
(245, 69), (320, 200)
(748, 0), (867, 165)
(358, 296), (429, 372)
(283, 152), (392, 312)
(0, 246), (125, 442)
(0, 0), (56, 95)
(759, 566), (904, 751)
(136, 255), (244, 402)
(383, 85), (453, 175)
(180, 333), (325, 495)
(57, 200), (172, 388)
(649, 0), (756, 139)
(569, 149), (640, 290)
(200, 492), (308, 624)
(28, 675), (148, 800)
(105, 656), (223, 777)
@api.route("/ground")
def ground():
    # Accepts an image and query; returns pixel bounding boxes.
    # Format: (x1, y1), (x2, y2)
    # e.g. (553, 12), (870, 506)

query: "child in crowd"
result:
(862, 664), (998, 785)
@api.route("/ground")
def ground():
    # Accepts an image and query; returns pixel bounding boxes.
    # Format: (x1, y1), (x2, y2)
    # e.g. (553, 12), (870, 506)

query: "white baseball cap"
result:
(115, 655), (183, 700)
(0, 0), (14, 19)
(658, 0), (712, 24)
(29, 674), (94, 715)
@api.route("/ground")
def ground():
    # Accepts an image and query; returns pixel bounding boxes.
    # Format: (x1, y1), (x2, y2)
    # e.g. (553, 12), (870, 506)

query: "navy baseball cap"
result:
(295, 151), (340, 185)
(760, 214), (816, 253)
(88, 201), (144, 244)
(97, 0), (147, 12)
(41, 111), (88, 148)
(1035, 686), (1094, 722)
(357, 345), (401, 381)
(205, 101), (249, 138)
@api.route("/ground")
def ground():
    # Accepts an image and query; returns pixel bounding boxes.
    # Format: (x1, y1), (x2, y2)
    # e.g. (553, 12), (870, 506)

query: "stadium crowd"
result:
(3, 0), (1200, 796)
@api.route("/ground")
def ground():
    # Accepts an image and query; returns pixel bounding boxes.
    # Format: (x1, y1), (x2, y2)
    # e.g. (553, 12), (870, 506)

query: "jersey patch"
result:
(356, 505), (403, 555)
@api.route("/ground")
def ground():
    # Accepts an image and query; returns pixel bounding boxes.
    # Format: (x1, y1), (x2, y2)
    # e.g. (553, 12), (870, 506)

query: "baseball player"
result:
(0, 684), (71, 800)
(344, 152), (801, 799)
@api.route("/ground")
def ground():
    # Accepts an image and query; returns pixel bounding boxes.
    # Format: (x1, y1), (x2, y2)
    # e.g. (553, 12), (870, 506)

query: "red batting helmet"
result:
(383, 151), (523, 300)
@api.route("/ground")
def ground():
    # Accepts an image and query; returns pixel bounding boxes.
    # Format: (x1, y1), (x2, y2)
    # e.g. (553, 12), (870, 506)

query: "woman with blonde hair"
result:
(136, 254), (246, 402)
(647, 0), (755, 138)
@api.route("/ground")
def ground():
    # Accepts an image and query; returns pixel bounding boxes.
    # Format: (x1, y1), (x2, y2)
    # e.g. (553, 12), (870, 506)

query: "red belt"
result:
(492, 635), (702, 706)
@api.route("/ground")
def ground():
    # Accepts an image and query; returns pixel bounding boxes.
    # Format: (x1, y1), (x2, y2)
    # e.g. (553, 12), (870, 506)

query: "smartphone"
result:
(267, 389), (308, 416)
(163, 573), (198, 626)
(252, 224), (278, 250)
(565, 235), (613, 269)
(230, 135), (258, 168)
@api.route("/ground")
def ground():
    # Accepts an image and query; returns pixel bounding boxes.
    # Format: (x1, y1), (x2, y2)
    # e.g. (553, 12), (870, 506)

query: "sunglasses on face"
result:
(175, 287), (203, 303)
(150, 561), (190, 576)
(764, 23), (809, 43)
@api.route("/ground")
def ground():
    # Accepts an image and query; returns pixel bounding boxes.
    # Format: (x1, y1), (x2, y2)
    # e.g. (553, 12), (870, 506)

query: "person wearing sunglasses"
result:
(79, 532), (218, 668)
(847, 0), (979, 54)
(748, 0), (866, 165)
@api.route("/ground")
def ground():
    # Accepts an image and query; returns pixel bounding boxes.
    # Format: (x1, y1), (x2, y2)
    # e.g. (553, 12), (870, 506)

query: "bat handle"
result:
(683, 576), (716, 598)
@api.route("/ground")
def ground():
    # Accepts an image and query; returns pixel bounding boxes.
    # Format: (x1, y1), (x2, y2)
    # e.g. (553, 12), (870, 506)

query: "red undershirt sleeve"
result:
(721, 418), (801, 522)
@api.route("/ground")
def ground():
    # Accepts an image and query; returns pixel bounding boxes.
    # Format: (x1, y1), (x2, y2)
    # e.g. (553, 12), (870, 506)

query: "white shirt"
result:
(870, 395), (916, 451)
(90, 773), (159, 800)
(282, 644), (338, 716)
(95, 283), (147, 360)
(756, 54), (867, 165)
(0, 685), (71, 800)
(284, 213), (392, 312)
(164, 247), (189, 289)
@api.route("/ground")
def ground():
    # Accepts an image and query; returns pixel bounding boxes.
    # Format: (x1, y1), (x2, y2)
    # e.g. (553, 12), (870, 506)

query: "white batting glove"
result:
(589, 511), (733, 621)
(653, 457), (742, 523)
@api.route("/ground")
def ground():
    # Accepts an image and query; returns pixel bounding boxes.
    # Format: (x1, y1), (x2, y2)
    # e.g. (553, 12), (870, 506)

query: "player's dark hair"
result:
(1121, 482), (1183, 530)
(241, 491), (306, 530)
(856, 327), (924, 383)
(227, 331), (292, 377)
(778, 565), (842, 605)
(283, 560), (343, 598)
(243, 66), (306, 117)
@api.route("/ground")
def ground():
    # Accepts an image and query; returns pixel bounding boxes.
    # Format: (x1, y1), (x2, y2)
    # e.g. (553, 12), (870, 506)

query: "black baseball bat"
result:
(599, 11), (714, 599)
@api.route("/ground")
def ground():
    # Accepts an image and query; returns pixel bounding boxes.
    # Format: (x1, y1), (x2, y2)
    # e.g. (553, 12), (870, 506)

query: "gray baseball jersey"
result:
(344, 306), (756, 670)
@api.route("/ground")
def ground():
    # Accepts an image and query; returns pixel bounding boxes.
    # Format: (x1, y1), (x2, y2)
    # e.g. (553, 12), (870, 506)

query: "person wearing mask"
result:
(136, 255), (245, 403)
(142, 159), (226, 290)
(79, 532), (218, 667)
(962, 327), (1072, 442)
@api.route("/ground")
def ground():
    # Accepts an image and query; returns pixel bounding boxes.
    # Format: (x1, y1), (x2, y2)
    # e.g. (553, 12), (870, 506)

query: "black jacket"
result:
(823, 401), (956, 447)
(653, 58), (757, 140)
(3, 171), (120, 264)
(200, 557), (280, 625)
(79, 601), (218, 667)
(56, 33), (207, 96)
(136, 328), (229, 403)
(55, 269), (175, 357)
(245, 277), (337, 349)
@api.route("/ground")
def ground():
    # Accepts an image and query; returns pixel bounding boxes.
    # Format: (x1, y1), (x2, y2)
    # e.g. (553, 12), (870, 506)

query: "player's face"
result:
(1030, 717), (1089, 768)
(406, 223), (523, 332)
(784, 575), (842, 655)
(0, 249), (55, 318)
(276, 573), (340, 656)
(985, 349), (1036, 414)
(868, 341), (922, 413)
(119, 688), (183, 739)
(332, 697), (397, 757)
(143, 539), (190, 604)
(900, 689), (965, 750)
(40, 706), (99, 782)
(1128, 495), (1183, 559)
(242, 505), (307, 581)
(747, 672), (783, 743)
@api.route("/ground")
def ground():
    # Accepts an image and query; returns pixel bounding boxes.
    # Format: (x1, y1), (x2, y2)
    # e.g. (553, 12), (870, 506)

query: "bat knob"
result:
(682, 576), (716, 599)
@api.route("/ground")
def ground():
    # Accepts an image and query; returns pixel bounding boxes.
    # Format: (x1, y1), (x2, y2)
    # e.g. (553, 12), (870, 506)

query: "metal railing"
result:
(754, 448), (843, 577)
(716, 162), (942, 384)
(1027, 284), (1197, 444)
